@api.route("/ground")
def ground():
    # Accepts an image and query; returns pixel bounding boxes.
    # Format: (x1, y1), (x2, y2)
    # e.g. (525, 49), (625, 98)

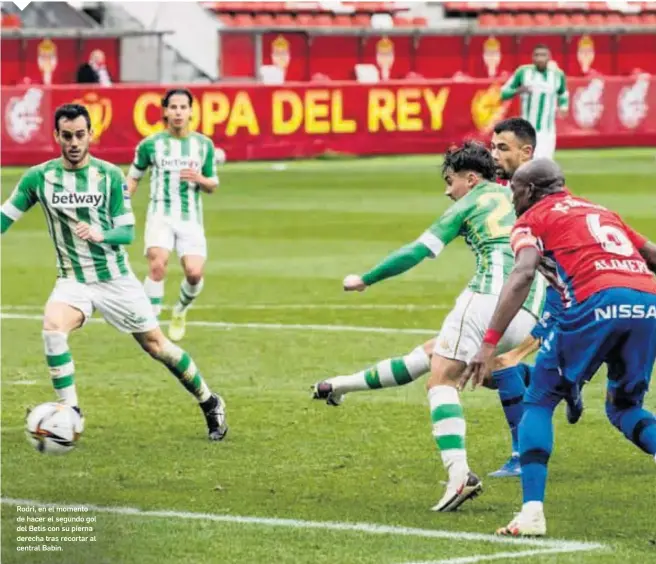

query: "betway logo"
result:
(156, 157), (200, 171)
(595, 304), (656, 320)
(50, 192), (104, 208)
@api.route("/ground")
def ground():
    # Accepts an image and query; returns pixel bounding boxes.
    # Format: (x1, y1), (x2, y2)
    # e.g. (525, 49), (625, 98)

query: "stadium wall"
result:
(2, 75), (654, 165)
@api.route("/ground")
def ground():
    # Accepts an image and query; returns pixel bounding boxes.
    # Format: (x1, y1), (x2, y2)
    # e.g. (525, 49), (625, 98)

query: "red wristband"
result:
(483, 329), (502, 346)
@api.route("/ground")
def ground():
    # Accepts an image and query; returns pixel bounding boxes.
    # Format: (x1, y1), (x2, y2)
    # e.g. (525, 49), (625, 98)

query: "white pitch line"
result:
(1, 498), (603, 555)
(404, 546), (604, 564)
(0, 304), (452, 311)
(0, 313), (436, 336)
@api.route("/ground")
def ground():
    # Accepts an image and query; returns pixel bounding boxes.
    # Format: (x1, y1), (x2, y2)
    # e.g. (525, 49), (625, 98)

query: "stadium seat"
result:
(353, 13), (371, 26)
(512, 13), (535, 26)
(496, 13), (515, 26)
(254, 13), (275, 25)
(411, 16), (428, 26)
(295, 13), (313, 25)
(623, 13), (642, 24)
(551, 13), (570, 26)
(218, 14), (234, 25)
(534, 12), (551, 26)
(478, 13), (500, 26)
(569, 13), (587, 25)
(313, 14), (333, 26)
(334, 14), (353, 26)
(393, 15), (410, 26)
(275, 13), (296, 26)
(233, 13), (254, 26)
(605, 12), (623, 24)
(587, 13), (606, 25)
(641, 12), (656, 23)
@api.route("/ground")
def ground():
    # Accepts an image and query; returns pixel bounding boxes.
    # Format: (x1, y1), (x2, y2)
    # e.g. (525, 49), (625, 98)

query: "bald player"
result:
(463, 159), (656, 536)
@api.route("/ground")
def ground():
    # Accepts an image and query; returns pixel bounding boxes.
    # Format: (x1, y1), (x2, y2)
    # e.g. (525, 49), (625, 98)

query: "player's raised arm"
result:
(343, 204), (464, 292)
(0, 170), (38, 234)
(126, 139), (151, 196)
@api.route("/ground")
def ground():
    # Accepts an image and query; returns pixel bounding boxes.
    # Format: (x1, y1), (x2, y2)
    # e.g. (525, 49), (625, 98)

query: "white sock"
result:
(43, 331), (78, 406)
(428, 385), (469, 483)
(522, 501), (544, 515)
(175, 278), (204, 313)
(144, 277), (164, 316)
(330, 346), (431, 394)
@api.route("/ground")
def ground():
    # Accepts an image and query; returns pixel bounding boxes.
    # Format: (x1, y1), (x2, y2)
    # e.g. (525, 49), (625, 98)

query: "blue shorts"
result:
(530, 287), (562, 342)
(525, 288), (656, 407)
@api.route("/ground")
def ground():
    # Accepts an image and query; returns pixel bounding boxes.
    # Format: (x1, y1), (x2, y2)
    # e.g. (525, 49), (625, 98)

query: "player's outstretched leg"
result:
(488, 363), (531, 478)
(135, 328), (227, 440)
(42, 301), (86, 433)
(170, 256), (205, 342)
(312, 341), (432, 406)
(428, 355), (482, 512)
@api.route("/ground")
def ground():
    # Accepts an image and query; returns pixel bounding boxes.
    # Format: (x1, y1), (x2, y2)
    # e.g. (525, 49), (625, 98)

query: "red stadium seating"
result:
(353, 13), (371, 27)
(254, 13), (275, 26)
(513, 12), (535, 26)
(334, 14), (353, 27)
(275, 13), (296, 26)
(233, 13), (254, 26)
(411, 16), (428, 26)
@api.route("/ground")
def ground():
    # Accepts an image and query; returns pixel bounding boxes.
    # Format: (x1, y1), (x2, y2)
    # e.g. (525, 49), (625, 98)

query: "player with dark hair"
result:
(501, 45), (569, 160)
(463, 159), (656, 536)
(128, 88), (218, 342)
(314, 141), (547, 511)
(0, 104), (228, 441)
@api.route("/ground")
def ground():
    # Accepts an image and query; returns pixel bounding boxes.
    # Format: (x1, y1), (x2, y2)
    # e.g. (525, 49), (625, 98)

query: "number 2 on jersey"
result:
(478, 193), (515, 237)
(586, 213), (634, 257)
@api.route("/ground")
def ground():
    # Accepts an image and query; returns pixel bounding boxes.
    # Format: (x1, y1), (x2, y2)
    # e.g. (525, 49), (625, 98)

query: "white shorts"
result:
(144, 213), (207, 258)
(434, 289), (537, 363)
(534, 131), (557, 160)
(47, 275), (159, 334)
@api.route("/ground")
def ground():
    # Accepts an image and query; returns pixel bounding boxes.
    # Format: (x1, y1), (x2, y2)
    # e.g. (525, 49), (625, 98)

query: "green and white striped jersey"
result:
(501, 64), (569, 133)
(128, 131), (217, 224)
(1, 157), (134, 284)
(418, 181), (546, 318)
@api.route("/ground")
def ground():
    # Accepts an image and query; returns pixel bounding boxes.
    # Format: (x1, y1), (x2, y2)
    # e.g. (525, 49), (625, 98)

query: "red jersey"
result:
(510, 192), (656, 307)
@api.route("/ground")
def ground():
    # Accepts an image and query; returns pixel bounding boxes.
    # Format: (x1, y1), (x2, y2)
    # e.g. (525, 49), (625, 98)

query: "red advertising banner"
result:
(2, 75), (654, 166)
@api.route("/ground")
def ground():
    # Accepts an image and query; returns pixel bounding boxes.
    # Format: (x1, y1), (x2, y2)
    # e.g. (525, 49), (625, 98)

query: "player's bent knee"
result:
(184, 270), (204, 286)
(134, 327), (168, 358)
(426, 355), (465, 390)
(42, 303), (84, 333)
(149, 262), (168, 282)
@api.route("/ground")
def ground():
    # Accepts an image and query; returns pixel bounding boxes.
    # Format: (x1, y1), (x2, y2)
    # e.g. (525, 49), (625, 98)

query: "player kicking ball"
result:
(127, 88), (219, 342)
(0, 104), (228, 441)
(463, 159), (656, 536)
(316, 142), (547, 512)
(313, 119), (574, 481)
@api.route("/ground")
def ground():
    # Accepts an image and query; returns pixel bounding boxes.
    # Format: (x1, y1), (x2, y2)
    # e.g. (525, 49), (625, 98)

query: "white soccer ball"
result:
(25, 402), (81, 455)
(215, 147), (227, 165)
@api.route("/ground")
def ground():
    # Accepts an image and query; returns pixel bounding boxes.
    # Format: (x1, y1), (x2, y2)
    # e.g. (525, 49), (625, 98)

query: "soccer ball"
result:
(215, 147), (227, 165)
(25, 402), (81, 455)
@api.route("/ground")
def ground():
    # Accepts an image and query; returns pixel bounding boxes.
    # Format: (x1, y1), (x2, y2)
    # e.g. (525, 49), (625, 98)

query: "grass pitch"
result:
(1, 149), (655, 563)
